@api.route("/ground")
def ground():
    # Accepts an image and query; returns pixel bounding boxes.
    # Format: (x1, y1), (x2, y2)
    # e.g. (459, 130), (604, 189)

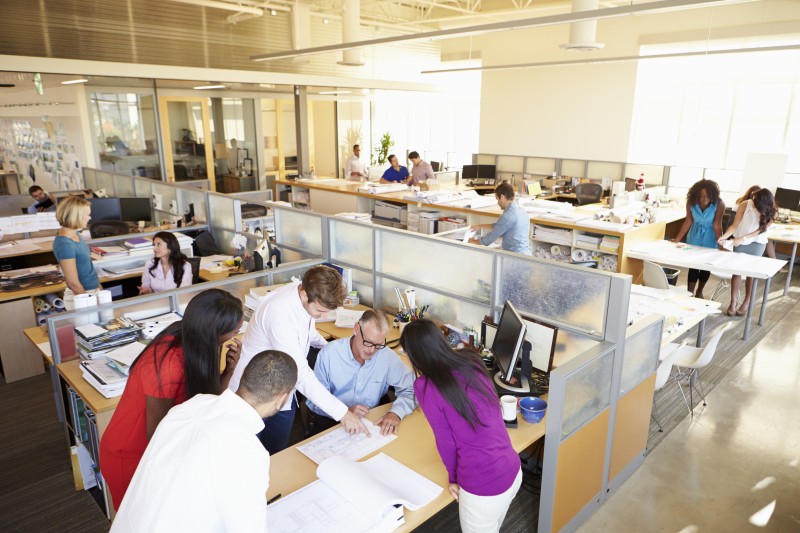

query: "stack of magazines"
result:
(80, 359), (129, 398)
(75, 317), (142, 360)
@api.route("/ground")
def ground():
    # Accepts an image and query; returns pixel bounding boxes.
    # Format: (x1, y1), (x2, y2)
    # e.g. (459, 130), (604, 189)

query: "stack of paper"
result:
(358, 183), (409, 194)
(243, 283), (287, 311)
(80, 360), (128, 398)
(90, 245), (129, 260)
(532, 225), (573, 246)
(335, 212), (372, 223)
(75, 317), (142, 360)
(575, 232), (603, 249)
(599, 235), (621, 253)
(135, 312), (182, 340)
(105, 341), (147, 375)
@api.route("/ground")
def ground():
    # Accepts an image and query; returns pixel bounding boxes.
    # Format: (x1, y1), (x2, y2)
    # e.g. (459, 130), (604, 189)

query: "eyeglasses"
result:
(356, 324), (386, 350)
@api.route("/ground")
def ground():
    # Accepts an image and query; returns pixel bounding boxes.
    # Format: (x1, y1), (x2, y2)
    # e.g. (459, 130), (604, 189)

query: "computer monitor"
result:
(430, 161), (441, 172)
(624, 177), (638, 192)
(119, 197), (152, 222)
(774, 187), (800, 212)
(521, 317), (558, 375)
(491, 301), (528, 394)
(462, 164), (479, 180)
(478, 164), (497, 180)
(88, 197), (122, 222)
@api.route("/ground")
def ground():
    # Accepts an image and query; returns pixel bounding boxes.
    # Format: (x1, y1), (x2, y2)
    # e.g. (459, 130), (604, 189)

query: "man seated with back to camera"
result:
(308, 309), (417, 436)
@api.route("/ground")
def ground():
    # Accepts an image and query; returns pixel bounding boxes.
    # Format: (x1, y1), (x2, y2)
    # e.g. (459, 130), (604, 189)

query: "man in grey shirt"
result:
(471, 181), (532, 255)
(408, 151), (434, 186)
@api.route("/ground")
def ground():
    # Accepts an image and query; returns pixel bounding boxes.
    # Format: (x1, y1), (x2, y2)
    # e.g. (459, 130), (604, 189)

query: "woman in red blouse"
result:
(100, 289), (244, 509)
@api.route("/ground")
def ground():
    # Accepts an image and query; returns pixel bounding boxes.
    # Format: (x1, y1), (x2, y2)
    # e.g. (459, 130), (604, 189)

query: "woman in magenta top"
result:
(400, 319), (521, 533)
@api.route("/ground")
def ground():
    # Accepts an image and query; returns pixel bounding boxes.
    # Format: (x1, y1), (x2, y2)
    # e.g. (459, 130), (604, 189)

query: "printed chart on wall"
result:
(0, 118), (85, 192)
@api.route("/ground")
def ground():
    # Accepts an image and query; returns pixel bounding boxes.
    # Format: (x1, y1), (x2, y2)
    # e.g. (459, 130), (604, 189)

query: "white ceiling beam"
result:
(169, 0), (266, 16)
(251, 0), (754, 62)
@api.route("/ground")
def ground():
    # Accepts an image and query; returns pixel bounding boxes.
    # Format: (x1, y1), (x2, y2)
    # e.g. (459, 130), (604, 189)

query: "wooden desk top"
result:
(768, 222), (800, 244)
(57, 359), (120, 414)
(0, 270), (144, 304)
(0, 237), (55, 259)
(315, 306), (401, 344)
(268, 403), (545, 530)
(23, 325), (53, 365)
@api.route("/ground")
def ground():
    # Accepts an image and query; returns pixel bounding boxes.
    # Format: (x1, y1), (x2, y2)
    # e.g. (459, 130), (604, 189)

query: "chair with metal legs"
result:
(666, 324), (730, 414)
(651, 349), (690, 431)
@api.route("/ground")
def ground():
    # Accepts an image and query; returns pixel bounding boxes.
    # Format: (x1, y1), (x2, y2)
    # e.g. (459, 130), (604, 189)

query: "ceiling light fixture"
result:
(323, 18), (329, 24)
(250, 0), (753, 62)
(193, 84), (226, 90)
(270, 9), (277, 15)
(61, 79), (89, 85)
(318, 90), (351, 95)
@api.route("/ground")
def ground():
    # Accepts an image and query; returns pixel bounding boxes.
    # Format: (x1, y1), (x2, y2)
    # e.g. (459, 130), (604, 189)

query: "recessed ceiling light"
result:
(270, 9), (277, 15)
(323, 18), (329, 24)
(61, 79), (89, 85)
(318, 90), (351, 95)
(193, 84), (226, 90)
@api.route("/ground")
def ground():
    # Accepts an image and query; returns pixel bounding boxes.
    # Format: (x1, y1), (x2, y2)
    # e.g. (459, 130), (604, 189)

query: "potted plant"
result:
(368, 132), (394, 181)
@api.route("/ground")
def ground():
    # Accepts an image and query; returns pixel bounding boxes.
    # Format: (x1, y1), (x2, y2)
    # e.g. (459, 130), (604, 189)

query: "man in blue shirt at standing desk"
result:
(307, 309), (417, 436)
(471, 181), (532, 255)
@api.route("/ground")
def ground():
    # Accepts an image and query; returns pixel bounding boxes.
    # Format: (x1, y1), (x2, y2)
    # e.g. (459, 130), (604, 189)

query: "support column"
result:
(294, 85), (311, 177)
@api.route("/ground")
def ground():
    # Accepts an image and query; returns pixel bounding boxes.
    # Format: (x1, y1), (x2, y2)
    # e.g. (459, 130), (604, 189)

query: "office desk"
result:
(628, 285), (721, 346)
(626, 240), (786, 340)
(767, 223), (800, 296)
(268, 402), (546, 531)
(0, 237), (55, 259)
(315, 308), (402, 345)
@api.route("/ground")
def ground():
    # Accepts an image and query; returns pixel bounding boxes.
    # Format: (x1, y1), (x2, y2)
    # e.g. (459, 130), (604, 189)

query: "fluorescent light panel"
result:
(193, 84), (226, 90)
(61, 79), (89, 85)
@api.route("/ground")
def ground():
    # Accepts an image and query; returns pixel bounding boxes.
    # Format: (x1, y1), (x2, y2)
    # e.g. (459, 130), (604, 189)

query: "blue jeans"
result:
(257, 399), (296, 455)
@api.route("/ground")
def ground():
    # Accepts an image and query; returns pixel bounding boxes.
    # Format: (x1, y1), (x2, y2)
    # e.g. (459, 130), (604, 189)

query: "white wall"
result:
(312, 100), (337, 177)
(474, 0), (800, 162)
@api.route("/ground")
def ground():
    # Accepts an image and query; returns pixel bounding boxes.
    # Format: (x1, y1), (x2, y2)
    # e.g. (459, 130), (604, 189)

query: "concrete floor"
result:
(576, 305), (800, 532)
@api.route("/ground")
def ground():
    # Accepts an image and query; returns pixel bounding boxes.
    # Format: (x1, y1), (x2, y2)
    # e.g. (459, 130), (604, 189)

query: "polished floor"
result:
(578, 303), (800, 532)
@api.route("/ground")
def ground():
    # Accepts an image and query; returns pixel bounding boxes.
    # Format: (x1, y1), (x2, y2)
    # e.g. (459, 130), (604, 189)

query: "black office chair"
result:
(185, 256), (201, 284)
(574, 183), (604, 205)
(88, 220), (130, 239)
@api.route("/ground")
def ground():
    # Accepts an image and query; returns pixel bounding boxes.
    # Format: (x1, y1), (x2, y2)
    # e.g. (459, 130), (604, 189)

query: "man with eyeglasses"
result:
(307, 309), (417, 436)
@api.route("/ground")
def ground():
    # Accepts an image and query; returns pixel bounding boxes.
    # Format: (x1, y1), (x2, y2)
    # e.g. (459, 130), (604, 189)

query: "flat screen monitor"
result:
(119, 197), (152, 222)
(491, 301), (527, 392)
(521, 316), (558, 374)
(625, 177), (638, 192)
(88, 197), (122, 222)
(478, 164), (496, 180)
(774, 187), (800, 212)
(462, 164), (479, 180)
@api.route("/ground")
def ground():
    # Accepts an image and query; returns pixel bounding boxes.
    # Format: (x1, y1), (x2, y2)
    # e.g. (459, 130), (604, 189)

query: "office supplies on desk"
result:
(269, 453), (441, 533)
(296, 419), (396, 464)
(333, 307), (365, 328)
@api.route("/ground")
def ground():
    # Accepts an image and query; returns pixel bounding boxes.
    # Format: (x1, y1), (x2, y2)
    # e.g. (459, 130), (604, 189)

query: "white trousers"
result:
(459, 468), (523, 533)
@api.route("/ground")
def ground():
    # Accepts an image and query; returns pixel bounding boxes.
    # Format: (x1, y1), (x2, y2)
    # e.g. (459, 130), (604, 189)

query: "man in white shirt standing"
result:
(111, 350), (297, 533)
(232, 265), (369, 454)
(345, 144), (367, 180)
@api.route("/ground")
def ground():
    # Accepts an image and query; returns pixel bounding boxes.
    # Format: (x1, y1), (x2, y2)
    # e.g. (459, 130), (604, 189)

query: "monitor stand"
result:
(494, 370), (530, 395)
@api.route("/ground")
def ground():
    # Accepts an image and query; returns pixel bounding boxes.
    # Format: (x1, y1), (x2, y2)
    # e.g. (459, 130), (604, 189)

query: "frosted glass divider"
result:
(208, 192), (241, 231)
(328, 217), (375, 271)
(113, 174), (136, 197)
(272, 204), (325, 257)
(133, 176), (153, 198)
(620, 314), (663, 395)
(96, 171), (116, 195)
(82, 168), (98, 190)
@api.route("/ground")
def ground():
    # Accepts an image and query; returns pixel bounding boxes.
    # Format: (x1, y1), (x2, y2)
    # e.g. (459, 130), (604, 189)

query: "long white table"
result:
(767, 223), (800, 297)
(626, 240), (786, 340)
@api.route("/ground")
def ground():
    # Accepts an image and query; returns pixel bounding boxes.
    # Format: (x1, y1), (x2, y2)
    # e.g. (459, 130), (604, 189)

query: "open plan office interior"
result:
(2, 0), (800, 531)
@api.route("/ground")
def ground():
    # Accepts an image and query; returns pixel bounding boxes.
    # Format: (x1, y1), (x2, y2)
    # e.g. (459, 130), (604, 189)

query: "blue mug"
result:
(519, 397), (547, 423)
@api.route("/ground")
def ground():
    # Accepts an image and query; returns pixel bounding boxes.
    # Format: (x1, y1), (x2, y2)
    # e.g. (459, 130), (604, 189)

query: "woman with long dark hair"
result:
(100, 289), (244, 509)
(718, 188), (778, 316)
(138, 231), (192, 294)
(400, 319), (521, 533)
(671, 179), (725, 298)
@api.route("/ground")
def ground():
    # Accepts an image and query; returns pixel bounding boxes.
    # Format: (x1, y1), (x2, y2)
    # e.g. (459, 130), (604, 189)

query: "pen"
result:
(267, 493), (281, 504)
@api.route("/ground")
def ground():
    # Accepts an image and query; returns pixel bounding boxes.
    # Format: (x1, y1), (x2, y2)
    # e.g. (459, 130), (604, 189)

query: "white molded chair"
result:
(661, 324), (730, 414)
(643, 260), (670, 290)
(651, 349), (690, 431)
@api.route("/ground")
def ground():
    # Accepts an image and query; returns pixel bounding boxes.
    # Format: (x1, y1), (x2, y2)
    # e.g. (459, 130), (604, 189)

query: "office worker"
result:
(53, 196), (101, 310)
(380, 154), (410, 184)
(111, 351), (296, 533)
(671, 179), (726, 299)
(737, 185), (780, 261)
(408, 151), (434, 186)
(717, 187), (777, 316)
(27, 184), (56, 213)
(100, 289), (244, 509)
(470, 181), (532, 256)
(345, 143), (367, 180)
(138, 231), (192, 294)
(233, 265), (369, 455)
(308, 309), (417, 436)
(400, 319), (521, 533)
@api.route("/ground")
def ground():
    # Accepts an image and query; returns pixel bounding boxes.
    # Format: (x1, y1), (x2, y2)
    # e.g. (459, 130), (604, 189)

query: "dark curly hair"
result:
(751, 188), (777, 234)
(686, 179), (720, 208)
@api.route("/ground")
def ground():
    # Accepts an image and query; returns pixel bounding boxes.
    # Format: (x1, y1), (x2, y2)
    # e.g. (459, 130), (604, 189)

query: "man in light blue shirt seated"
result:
(308, 309), (417, 436)
(470, 181), (532, 255)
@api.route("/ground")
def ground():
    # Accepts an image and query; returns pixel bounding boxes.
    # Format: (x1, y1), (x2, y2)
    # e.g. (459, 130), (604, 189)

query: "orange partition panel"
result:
(609, 374), (656, 481)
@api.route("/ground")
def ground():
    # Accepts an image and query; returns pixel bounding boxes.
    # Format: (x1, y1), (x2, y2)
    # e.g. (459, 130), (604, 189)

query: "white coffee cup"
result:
(501, 395), (517, 421)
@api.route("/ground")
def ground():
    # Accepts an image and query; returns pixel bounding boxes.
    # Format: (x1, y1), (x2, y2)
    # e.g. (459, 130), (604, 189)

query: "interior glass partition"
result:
(95, 171), (116, 195)
(329, 218), (374, 270)
(83, 168), (98, 190)
(559, 350), (615, 439)
(497, 254), (611, 337)
(273, 206), (324, 257)
(621, 316), (663, 395)
(112, 174), (136, 197)
(133, 176), (153, 199)
(176, 185), (209, 223)
(208, 192), (241, 231)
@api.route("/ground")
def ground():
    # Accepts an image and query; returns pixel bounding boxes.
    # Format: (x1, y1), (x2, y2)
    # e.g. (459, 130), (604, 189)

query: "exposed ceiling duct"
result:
(560, 0), (605, 51)
(338, 0), (364, 66)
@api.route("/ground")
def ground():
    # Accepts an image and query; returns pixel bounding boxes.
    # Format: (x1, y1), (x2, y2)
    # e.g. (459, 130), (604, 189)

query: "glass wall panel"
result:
(134, 177), (152, 199)
(210, 97), (258, 177)
(525, 157), (557, 176)
(113, 174), (135, 197)
(177, 187), (208, 224)
(499, 255), (609, 336)
(208, 193), (238, 230)
(83, 169), (98, 190)
(352, 268), (374, 307)
(96, 171), (115, 195)
(375, 276), (489, 332)
(329, 219), (373, 270)
(377, 231), (492, 304)
(621, 319), (662, 395)
(271, 261), (321, 284)
(561, 350), (614, 440)
(274, 208), (323, 256)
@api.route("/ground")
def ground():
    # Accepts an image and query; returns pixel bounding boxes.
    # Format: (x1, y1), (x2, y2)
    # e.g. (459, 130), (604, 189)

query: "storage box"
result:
(418, 211), (441, 235)
(374, 200), (407, 223)
(438, 217), (467, 233)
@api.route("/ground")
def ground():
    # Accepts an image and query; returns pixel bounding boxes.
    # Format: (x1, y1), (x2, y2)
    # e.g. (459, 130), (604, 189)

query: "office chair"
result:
(88, 220), (130, 239)
(651, 348), (690, 431)
(173, 164), (189, 181)
(430, 161), (441, 172)
(643, 261), (671, 290)
(185, 256), (201, 284)
(574, 183), (604, 205)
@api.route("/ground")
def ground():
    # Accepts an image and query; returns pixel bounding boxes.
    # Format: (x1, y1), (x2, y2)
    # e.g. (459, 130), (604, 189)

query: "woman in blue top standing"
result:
(53, 196), (101, 310)
(671, 179), (725, 299)
(379, 154), (409, 184)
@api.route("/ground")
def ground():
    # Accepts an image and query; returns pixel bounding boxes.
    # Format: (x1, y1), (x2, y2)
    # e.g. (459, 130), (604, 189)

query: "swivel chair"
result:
(88, 220), (130, 239)
(574, 183), (603, 205)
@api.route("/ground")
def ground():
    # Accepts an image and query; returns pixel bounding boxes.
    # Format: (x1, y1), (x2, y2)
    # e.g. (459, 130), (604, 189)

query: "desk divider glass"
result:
(112, 174), (136, 197)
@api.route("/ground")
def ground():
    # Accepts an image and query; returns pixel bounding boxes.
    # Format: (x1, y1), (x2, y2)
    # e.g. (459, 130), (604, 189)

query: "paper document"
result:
(269, 454), (441, 533)
(296, 419), (397, 464)
(334, 307), (365, 328)
(462, 229), (476, 243)
(106, 341), (147, 367)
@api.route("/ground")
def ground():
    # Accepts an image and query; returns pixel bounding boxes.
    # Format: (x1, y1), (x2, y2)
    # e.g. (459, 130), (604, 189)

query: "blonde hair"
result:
(56, 196), (91, 229)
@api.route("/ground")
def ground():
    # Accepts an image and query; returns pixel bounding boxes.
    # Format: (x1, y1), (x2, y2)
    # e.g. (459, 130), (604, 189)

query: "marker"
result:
(267, 493), (281, 504)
